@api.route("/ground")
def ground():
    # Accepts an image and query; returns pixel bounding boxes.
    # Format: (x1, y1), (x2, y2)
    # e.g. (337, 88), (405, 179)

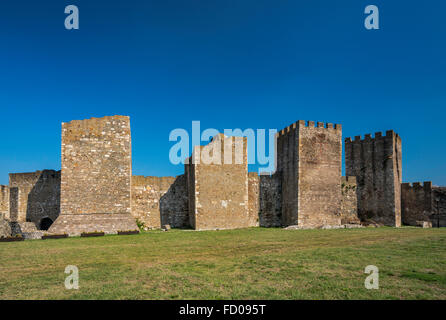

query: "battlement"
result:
(277, 120), (342, 137)
(402, 181), (432, 189)
(345, 130), (400, 143)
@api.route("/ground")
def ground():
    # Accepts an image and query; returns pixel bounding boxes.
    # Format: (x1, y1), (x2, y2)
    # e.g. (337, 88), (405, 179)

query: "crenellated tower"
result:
(345, 130), (402, 227)
(276, 120), (342, 228)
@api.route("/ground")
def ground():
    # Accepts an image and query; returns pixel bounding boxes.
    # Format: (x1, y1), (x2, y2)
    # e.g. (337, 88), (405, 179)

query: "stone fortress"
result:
(0, 115), (445, 239)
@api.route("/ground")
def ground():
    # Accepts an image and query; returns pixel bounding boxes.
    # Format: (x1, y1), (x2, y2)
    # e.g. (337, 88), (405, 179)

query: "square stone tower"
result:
(345, 131), (402, 227)
(276, 120), (342, 228)
(186, 133), (254, 230)
(49, 115), (137, 235)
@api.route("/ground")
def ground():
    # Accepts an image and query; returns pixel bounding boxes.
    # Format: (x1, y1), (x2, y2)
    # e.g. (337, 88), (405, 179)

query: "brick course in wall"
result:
(345, 131), (402, 227)
(277, 121), (342, 228)
(50, 116), (137, 235)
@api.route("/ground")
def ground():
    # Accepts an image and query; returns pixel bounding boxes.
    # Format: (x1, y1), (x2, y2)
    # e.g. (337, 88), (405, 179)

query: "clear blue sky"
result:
(0, 0), (445, 185)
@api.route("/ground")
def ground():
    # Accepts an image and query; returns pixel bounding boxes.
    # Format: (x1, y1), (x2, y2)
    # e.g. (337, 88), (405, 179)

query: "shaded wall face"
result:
(432, 187), (446, 227)
(345, 131), (402, 227)
(276, 126), (299, 226)
(60, 116), (131, 215)
(401, 183), (432, 226)
(189, 135), (251, 230)
(8, 171), (60, 228)
(259, 173), (282, 227)
(131, 175), (189, 229)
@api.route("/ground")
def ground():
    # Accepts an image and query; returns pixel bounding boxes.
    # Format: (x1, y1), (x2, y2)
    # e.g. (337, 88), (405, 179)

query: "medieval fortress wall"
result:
(185, 134), (255, 230)
(49, 116), (137, 235)
(345, 131), (402, 227)
(8, 170), (60, 228)
(1, 115), (445, 238)
(277, 121), (343, 228)
(131, 174), (188, 229)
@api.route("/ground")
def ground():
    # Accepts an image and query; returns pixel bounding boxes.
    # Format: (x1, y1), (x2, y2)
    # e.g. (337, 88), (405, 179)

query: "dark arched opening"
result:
(40, 217), (53, 230)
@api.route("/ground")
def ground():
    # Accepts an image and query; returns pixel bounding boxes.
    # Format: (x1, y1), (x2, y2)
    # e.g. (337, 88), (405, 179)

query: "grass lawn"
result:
(1, 227), (445, 300)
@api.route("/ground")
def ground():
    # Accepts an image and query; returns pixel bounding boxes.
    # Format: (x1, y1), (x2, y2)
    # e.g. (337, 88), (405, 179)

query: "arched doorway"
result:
(39, 217), (53, 230)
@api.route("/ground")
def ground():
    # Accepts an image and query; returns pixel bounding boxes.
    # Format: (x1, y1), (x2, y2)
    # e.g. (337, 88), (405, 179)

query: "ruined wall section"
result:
(187, 134), (252, 230)
(8, 170), (60, 228)
(340, 176), (360, 224)
(277, 121), (342, 228)
(50, 116), (137, 235)
(0, 185), (9, 218)
(345, 131), (402, 227)
(259, 173), (282, 227)
(131, 175), (189, 229)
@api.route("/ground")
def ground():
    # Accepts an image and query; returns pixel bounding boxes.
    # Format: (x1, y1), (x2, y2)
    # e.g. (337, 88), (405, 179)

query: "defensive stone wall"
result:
(345, 131), (402, 227)
(186, 134), (253, 230)
(50, 116), (137, 235)
(131, 174), (189, 229)
(259, 173), (282, 227)
(277, 120), (342, 228)
(8, 170), (60, 229)
(401, 182), (433, 226)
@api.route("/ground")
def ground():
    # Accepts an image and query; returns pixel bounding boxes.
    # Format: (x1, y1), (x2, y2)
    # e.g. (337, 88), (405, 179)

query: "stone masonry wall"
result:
(401, 182), (433, 226)
(0, 185), (9, 218)
(186, 134), (253, 230)
(345, 131), (402, 227)
(248, 172), (260, 227)
(277, 120), (342, 228)
(50, 116), (137, 235)
(340, 176), (360, 224)
(432, 187), (446, 227)
(131, 175), (189, 229)
(60, 116), (132, 215)
(259, 173), (282, 227)
(8, 170), (60, 228)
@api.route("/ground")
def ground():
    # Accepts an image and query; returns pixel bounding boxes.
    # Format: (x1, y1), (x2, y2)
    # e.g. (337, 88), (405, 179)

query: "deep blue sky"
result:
(0, 1), (445, 185)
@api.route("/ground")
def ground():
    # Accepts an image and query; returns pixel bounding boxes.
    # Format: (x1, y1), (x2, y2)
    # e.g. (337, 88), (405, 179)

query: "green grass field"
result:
(1, 227), (445, 300)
